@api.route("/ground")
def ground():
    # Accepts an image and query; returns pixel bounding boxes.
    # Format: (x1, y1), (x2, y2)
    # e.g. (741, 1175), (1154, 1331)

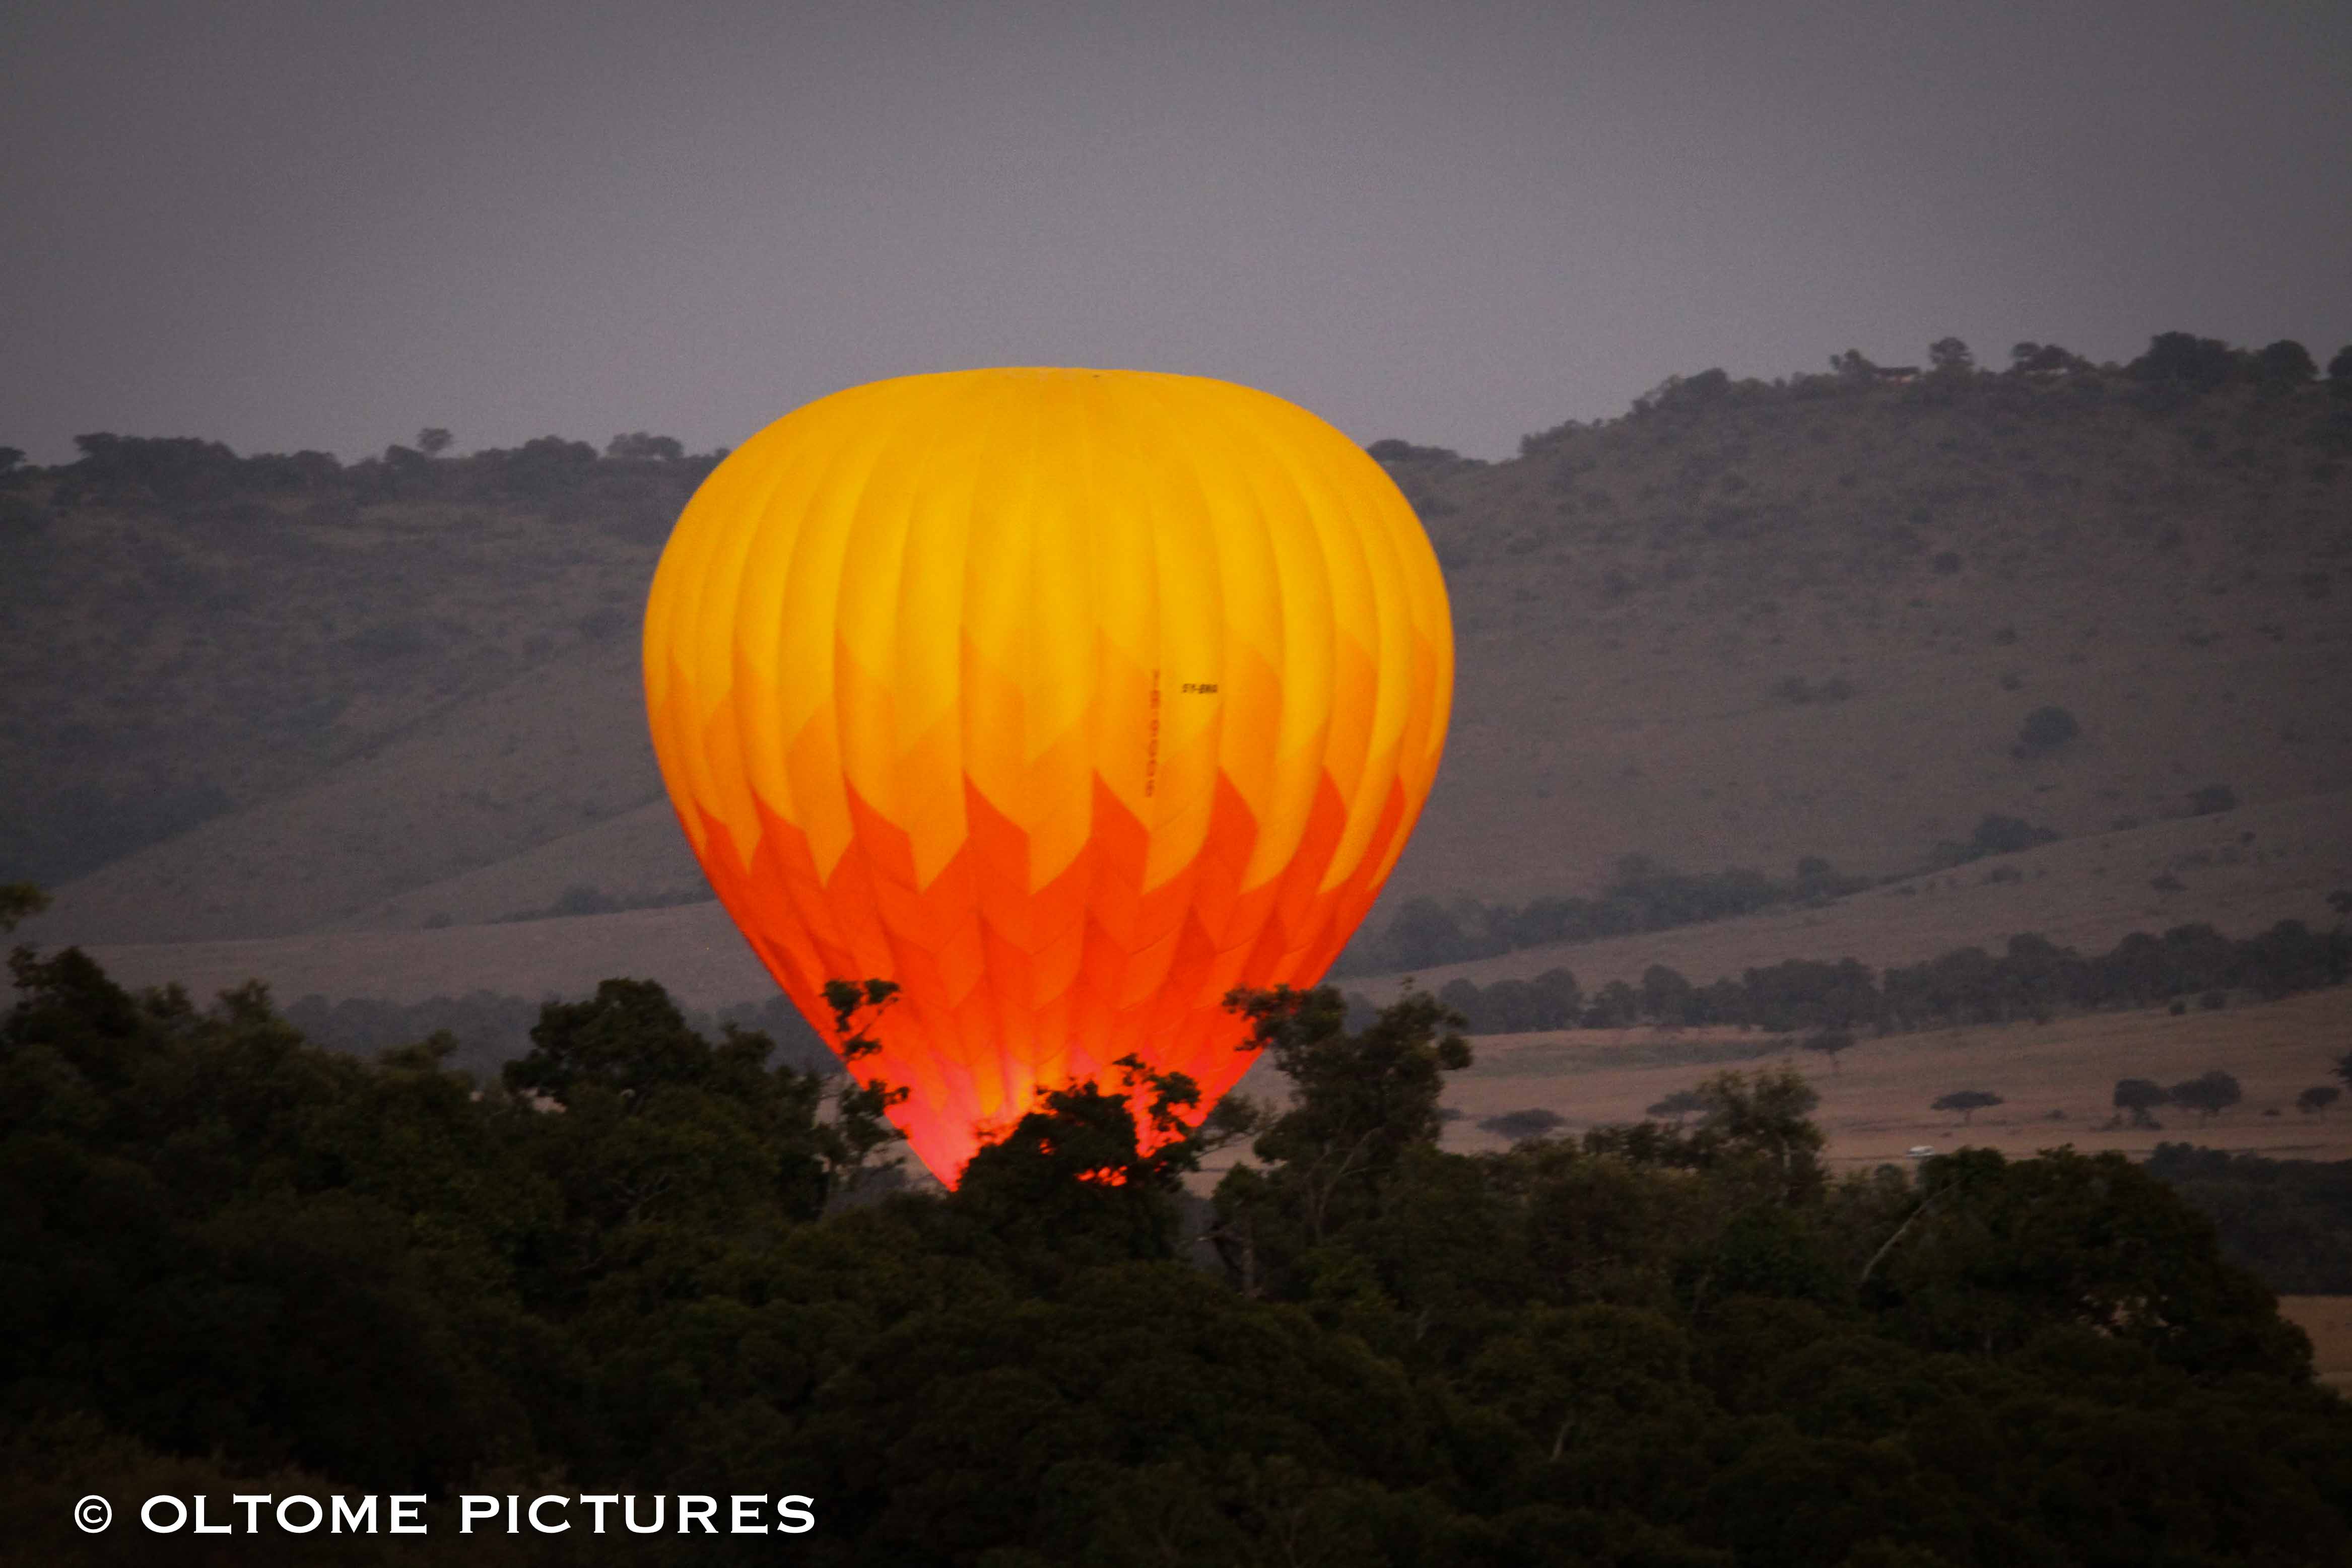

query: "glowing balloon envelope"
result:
(642, 368), (1452, 1182)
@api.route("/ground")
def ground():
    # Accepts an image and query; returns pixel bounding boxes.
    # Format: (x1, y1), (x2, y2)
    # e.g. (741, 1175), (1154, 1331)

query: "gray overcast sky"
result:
(5, 0), (2347, 465)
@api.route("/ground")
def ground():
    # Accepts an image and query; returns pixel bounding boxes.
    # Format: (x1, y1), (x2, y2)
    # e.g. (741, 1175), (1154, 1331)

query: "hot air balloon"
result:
(642, 368), (1452, 1183)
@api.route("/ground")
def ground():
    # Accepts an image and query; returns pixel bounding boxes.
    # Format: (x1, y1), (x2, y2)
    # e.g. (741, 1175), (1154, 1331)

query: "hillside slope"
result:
(31, 639), (694, 941)
(1386, 368), (2350, 906)
(14, 354), (2351, 956)
(84, 783), (2348, 1021)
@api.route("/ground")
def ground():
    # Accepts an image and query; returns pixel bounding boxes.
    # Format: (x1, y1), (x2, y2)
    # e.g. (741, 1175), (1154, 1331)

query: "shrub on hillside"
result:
(2013, 705), (2080, 757)
(2187, 783), (2238, 816)
(1933, 813), (2061, 867)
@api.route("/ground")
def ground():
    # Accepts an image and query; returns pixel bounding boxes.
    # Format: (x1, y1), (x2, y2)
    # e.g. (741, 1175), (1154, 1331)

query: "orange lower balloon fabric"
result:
(660, 704), (1420, 1183)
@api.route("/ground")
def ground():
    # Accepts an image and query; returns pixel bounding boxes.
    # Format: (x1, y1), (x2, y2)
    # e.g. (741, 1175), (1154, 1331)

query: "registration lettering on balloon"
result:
(642, 368), (1454, 1184)
(1144, 668), (1160, 799)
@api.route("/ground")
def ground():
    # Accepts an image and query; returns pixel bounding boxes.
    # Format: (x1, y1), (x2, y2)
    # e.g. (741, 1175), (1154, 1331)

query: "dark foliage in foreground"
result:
(4, 948), (2349, 1566)
(2147, 1145), (2352, 1294)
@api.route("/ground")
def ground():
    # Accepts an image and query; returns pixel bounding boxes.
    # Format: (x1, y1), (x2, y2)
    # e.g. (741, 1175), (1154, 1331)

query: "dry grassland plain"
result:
(1434, 985), (2352, 1169)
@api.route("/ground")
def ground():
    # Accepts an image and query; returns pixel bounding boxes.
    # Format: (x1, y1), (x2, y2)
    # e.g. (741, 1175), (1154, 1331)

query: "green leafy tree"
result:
(1464, 1303), (1693, 1461)
(953, 1055), (1213, 1266)
(1865, 1147), (2308, 1376)
(1694, 1065), (1827, 1203)
(1210, 985), (1469, 1291)
(815, 977), (912, 1201)
(0, 952), (525, 1491)
(500, 977), (844, 1247)
(502, 976), (727, 1104)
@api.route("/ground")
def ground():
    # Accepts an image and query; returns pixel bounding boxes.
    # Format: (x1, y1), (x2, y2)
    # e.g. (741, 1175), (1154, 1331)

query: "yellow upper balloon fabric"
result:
(643, 368), (1453, 1183)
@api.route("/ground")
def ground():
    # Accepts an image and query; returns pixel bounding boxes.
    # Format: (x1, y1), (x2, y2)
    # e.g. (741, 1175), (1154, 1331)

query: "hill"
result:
(10, 338), (2352, 995)
(1, 435), (707, 936)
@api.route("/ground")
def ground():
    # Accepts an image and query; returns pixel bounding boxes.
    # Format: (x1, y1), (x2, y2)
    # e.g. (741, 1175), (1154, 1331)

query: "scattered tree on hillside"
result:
(1583, 979), (1640, 1028)
(1365, 438), (1462, 463)
(606, 432), (686, 461)
(1479, 1108), (1565, 1142)
(1409, 919), (2348, 1042)
(2169, 1069), (2243, 1122)
(2130, 331), (2240, 393)
(2250, 340), (2318, 386)
(1928, 337), (1974, 374)
(1633, 368), (1735, 414)
(0, 884), (46, 933)
(1645, 1088), (1708, 1123)
(1934, 812), (2061, 867)
(2009, 341), (2089, 376)
(2329, 345), (2352, 388)
(2114, 1078), (2171, 1129)
(2187, 783), (2238, 816)
(1933, 1089), (2003, 1125)
(1639, 964), (1697, 1026)
(1380, 896), (1477, 971)
(2014, 705), (2080, 757)
(415, 427), (453, 456)
(1800, 1028), (1855, 1073)
(2296, 1086), (2339, 1118)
